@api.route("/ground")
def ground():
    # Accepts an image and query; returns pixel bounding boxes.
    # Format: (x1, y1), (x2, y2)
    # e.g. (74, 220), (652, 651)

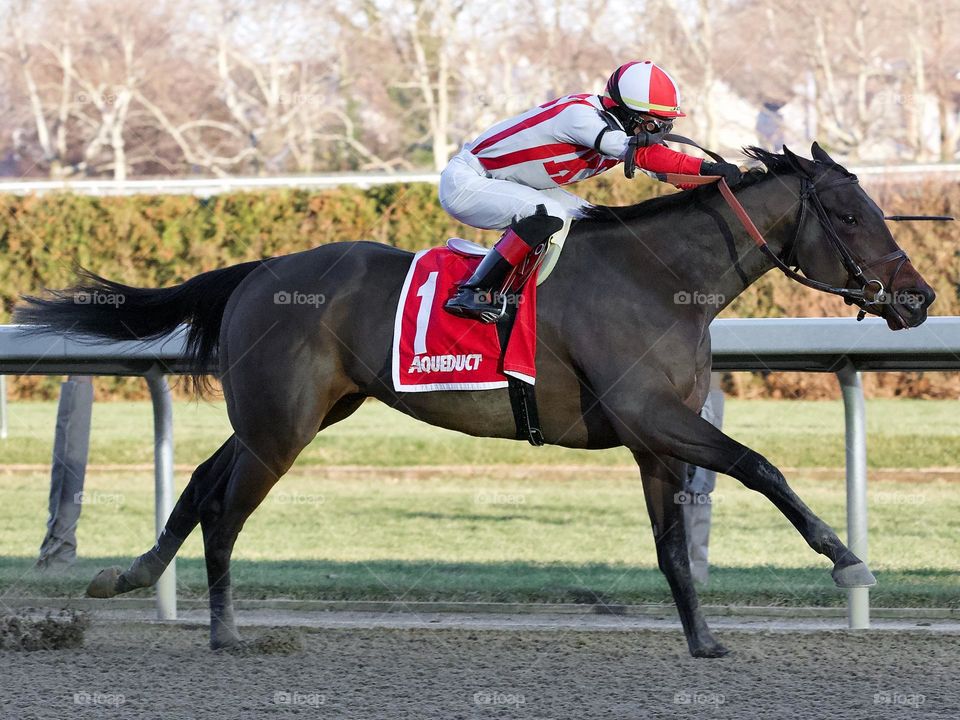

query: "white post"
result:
(146, 369), (176, 620)
(0, 375), (7, 439)
(836, 363), (869, 629)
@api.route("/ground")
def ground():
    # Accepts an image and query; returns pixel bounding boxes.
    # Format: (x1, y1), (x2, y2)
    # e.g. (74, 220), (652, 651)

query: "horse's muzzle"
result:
(884, 285), (936, 330)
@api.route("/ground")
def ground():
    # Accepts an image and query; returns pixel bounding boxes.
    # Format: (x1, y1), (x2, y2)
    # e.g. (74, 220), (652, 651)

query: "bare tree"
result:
(361, 0), (466, 171)
(3, 0), (194, 179)
(926, 0), (960, 160)
(3, 0), (74, 177)
(0, 0), (954, 177)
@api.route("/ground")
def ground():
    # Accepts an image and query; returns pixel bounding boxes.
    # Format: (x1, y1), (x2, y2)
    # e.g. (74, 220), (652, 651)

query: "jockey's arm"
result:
(555, 104), (634, 158)
(555, 105), (708, 188)
(631, 143), (702, 176)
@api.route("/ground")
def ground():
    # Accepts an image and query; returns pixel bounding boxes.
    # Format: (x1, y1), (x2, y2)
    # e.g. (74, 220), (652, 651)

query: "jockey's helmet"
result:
(604, 61), (686, 124)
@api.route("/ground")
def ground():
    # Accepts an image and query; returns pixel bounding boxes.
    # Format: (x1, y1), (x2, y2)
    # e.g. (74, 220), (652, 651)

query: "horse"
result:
(15, 143), (936, 657)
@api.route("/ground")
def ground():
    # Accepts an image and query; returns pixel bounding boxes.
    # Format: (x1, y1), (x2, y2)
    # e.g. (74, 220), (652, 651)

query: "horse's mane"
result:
(578, 146), (797, 225)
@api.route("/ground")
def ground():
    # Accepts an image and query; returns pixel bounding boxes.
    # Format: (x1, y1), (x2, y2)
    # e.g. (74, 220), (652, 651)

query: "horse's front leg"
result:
(605, 390), (875, 589)
(636, 452), (729, 658)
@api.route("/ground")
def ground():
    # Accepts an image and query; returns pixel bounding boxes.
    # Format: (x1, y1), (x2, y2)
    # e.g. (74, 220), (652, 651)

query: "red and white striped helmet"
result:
(604, 61), (686, 118)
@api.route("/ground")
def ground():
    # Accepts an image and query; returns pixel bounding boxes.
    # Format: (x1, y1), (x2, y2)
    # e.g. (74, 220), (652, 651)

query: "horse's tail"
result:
(14, 260), (265, 390)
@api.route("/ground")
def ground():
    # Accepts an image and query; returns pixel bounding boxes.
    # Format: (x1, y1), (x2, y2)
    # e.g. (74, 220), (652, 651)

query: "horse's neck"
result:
(585, 177), (802, 321)
(693, 180), (801, 314)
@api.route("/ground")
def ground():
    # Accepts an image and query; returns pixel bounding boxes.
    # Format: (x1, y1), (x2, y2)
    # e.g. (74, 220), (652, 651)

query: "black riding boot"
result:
(444, 210), (563, 323)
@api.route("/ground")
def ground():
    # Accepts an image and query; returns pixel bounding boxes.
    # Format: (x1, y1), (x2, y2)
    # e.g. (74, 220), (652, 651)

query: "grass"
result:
(0, 397), (958, 468)
(1, 464), (957, 608)
(0, 398), (957, 608)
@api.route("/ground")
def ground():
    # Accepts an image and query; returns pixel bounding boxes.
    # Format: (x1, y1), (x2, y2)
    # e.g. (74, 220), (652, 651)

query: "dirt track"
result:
(2, 615), (958, 719)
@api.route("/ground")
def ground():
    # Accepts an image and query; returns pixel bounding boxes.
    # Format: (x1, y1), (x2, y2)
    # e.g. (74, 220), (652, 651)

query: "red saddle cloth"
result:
(392, 246), (537, 392)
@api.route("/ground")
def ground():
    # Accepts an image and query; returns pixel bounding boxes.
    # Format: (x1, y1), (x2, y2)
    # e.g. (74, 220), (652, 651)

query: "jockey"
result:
(441, 60), (743, 322)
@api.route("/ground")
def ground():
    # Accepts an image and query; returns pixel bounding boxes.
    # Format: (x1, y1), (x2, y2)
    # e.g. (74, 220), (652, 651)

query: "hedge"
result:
(1, 171), (957, 400)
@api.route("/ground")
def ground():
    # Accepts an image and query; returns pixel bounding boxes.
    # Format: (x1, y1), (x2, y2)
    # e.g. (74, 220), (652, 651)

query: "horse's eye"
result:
(840, 214), (858, 226)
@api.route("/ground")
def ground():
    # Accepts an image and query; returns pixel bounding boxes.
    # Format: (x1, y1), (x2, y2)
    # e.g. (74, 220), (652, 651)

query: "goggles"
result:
(637, 115), (674, 135)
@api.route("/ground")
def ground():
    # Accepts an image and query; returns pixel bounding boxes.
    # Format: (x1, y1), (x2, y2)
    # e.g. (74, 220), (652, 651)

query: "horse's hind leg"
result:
(198, 393), (359, 648)
(636, 453), (728, 658)
(199, 435), (314, 649)
(87, 436), (237, 598)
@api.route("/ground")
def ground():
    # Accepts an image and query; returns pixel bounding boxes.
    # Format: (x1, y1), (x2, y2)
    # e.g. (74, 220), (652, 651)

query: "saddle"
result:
(445, 215), (573, 287)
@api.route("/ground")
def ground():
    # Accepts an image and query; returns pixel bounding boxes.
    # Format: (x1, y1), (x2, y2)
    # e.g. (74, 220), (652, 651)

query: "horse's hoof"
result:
(690, 641), (731, 658)
(124, 553), (160, 587)
(210, 634), (244, 651)
(86, 566), (124, 598)
(210, 624), (243, 651)
(832, 561), (877, 588)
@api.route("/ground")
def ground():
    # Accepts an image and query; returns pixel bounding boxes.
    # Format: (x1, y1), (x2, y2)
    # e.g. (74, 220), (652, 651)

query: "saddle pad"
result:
(392, 248), (537, 392)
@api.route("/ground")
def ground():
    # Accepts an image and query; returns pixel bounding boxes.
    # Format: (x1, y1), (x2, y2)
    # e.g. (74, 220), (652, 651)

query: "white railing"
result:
(0, 173), (441, 197)
(2, 316), (959, 625)
(0, 163), (958, 196)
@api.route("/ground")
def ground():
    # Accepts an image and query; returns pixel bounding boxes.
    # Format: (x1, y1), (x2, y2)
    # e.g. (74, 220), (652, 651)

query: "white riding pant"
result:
(439, 149), (590, 231)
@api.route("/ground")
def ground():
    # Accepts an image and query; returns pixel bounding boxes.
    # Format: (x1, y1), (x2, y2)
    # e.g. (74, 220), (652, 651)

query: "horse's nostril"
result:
(905, 293), (924, 312)
(896, 287), (935, 315)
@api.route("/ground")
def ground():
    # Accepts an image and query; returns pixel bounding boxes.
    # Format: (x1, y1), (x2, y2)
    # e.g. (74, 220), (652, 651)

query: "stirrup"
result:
(478, 293), (509, 324)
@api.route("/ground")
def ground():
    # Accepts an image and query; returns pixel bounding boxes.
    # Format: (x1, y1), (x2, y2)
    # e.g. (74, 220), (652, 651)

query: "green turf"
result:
(1, 468), (957, 607)
(0, 398), (958, 468)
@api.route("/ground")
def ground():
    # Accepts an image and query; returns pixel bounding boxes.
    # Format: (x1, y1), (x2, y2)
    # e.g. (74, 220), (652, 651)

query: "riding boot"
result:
(444, 210), (563, 323)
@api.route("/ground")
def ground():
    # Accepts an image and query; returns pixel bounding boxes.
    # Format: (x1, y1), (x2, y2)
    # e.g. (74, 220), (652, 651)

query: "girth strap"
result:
(508, 377), (544, 446)
(495, 304), (545, 446)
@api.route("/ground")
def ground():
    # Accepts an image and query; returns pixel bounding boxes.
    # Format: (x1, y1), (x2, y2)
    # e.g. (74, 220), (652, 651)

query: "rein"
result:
(657, 134), (922, 319)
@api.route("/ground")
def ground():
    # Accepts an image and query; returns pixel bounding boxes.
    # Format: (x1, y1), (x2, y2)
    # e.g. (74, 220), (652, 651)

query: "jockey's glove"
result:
(632, 129), (668, 148)
(701, 160), (744, 188)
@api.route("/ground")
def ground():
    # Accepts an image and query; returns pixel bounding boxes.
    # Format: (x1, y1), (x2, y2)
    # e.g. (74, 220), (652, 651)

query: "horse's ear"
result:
(783, 145), (803, 172)
(783, 145), (812, 175)
(810, 141), (854, 176)
(810, 142), (835, 165)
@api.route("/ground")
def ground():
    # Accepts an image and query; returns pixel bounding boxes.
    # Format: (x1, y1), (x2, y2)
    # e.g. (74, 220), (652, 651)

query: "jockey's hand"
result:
(701, 160), (743, 188)
(632, 129), (668, 148)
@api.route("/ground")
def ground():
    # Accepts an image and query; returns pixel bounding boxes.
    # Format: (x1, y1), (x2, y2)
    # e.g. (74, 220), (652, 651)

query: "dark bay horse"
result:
(16, 144), (936, 657)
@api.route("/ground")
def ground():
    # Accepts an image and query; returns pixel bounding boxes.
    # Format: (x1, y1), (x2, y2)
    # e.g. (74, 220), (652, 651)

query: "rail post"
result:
(0, 375), (7, 439)
(146, 367), (176, 620)
(836, 362), (869, 629)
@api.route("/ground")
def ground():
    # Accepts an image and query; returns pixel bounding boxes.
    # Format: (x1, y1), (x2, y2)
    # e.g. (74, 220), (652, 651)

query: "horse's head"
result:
(778, 143), (935, 329)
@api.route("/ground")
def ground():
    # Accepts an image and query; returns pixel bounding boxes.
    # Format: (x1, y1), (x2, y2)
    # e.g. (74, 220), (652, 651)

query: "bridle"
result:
(781, 173), (909, 320)
(658, 135), (916, 321)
